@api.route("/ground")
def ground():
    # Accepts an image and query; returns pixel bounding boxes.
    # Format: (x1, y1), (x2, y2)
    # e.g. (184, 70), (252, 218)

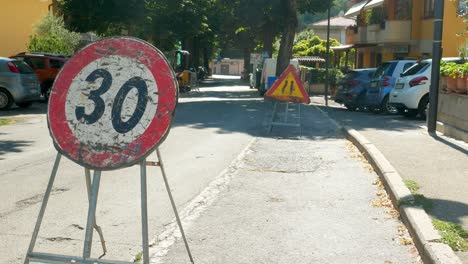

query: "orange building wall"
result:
(441, 1), (466, 57)
(411, 0), (466, 57)
(0, 0), (52, 57)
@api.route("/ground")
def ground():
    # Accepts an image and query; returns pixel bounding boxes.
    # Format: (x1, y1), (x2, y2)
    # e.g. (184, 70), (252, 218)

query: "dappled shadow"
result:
(0, 138), (34, 160)
(401, 195), (468, 226)
(0, 100), (47, 117)
(172, 80), (343, 141)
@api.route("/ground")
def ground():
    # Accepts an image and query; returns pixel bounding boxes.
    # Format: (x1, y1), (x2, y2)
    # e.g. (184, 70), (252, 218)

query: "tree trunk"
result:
(262, 23), (274, 58)
(242, 47), (251, 79)
(276, 0), (297, 76)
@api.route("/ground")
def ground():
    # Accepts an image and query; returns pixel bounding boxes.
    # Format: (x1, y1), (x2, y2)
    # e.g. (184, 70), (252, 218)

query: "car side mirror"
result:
(400, 73), (403, 77)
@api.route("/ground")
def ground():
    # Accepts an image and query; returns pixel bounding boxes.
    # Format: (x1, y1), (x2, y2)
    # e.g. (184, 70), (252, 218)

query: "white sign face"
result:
(65, 55), (159, 151)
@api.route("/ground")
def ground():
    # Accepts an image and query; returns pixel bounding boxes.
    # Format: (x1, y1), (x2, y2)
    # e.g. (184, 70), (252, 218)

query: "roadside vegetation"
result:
(0, 119), (12, 126)
(403, 179), (468, 252)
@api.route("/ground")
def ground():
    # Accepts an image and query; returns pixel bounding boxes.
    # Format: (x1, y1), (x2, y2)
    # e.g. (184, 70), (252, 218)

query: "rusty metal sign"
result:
(264, 64), (310, 104)
(48, 37), (178, 170)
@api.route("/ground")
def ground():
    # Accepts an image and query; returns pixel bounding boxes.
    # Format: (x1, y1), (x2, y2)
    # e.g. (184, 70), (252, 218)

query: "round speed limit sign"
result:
(48, 37), (178, 170)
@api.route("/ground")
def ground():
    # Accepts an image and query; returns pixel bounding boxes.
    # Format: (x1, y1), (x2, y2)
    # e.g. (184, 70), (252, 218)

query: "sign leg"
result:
(298, 104), (302, 138)
(140, 160), (150, 264)
(24, 153), (62, 264)
(156, 148), (195, 264)
(284, 102), (289, 123)
(85, 168), (107, 257)
(83, 170), (102, 258)
(268, 101), (278, 133)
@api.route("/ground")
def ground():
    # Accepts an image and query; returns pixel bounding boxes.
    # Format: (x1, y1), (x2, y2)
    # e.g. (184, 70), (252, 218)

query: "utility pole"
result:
(324, 0), (332, 106)
(427, 0), (445, 133)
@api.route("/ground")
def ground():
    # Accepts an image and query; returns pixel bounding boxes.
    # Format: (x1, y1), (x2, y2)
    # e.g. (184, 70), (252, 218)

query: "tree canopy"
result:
(57, 0), (344, 73)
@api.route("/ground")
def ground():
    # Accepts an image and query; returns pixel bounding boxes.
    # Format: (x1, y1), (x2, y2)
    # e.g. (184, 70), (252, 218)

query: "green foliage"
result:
(28, 14), (80, 56)
(441, 62), (468, 78)
(300, 65), (344, 85)
(295, 29), (315, 44)
(368, 7), (385, 25)
(0, 119), (12, 126)
(433, 219), (468, 251)
(403, 180), (421, 194)
(292, 35), (340, 58)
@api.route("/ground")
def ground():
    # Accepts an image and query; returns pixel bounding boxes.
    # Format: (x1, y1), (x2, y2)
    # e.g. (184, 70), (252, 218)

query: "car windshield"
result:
(401, 62), (430, 77)
(373, 62), (394, 79)
(11, 60), (35, 74)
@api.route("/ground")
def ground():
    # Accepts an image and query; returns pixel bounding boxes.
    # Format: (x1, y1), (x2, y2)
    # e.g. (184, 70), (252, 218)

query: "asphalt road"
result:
(0, 77), (421, 263)
(0, 76), (267, 263)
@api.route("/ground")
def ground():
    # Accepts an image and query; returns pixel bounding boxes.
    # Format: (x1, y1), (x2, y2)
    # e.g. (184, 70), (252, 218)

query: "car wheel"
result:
(381, 96), (398, 114)
(402, 109), (418, 118)
(17, 101), (33, 108)
(0, 89), (13, 110)
(418, 95), (429, 119)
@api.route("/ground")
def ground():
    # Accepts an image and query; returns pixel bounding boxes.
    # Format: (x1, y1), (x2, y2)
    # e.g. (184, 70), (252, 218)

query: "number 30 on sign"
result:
(48, 37), (178, 170)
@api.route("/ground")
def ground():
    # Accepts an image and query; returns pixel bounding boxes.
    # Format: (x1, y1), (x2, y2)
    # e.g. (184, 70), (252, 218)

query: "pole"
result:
(324, 0), (332, 106)
(428, 0), (444, 133)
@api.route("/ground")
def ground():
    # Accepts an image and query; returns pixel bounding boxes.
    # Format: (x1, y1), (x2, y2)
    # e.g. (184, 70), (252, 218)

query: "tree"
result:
(276, 0), (329, 75)
(28, 13), (80, 56)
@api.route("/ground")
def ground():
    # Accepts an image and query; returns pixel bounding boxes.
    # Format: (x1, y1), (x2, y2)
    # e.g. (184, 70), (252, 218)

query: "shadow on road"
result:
(0, 100), (47, 117)
(0, 137), (34, 160)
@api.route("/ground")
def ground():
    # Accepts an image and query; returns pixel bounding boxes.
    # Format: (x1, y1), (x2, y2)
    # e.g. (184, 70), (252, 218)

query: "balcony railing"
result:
(347, 20), (412, 45)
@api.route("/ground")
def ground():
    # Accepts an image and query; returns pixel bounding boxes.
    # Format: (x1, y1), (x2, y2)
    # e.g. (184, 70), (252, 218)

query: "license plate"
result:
(395, 83), (404, 89)
(370, 82), (377, 88)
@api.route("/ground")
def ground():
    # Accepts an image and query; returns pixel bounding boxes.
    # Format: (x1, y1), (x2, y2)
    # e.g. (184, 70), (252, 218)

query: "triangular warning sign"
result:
(264, 64), (310, 104)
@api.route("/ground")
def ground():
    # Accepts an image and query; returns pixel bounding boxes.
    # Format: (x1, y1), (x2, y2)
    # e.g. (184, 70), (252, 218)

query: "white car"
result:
(389, 58), (462, 119)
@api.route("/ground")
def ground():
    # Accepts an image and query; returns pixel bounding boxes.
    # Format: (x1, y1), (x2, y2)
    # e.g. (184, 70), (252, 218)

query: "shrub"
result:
(28, 14), (81, 56)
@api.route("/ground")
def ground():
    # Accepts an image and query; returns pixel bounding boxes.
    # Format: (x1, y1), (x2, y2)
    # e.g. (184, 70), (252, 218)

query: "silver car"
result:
(0, 57), (41, 110)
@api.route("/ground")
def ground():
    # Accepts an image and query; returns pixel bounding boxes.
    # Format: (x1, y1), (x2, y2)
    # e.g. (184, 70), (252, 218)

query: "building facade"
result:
(0, 0), (55, 57)
(344, 0), (466, 68)
(310, 15), (356, 44)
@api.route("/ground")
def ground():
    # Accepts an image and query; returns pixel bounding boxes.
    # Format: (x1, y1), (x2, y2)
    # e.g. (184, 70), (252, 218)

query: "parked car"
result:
(10, 52), (68, 100)
(389, 57), (463, 119)
(365, 60), (416, 114)
(334, 68), (376, 111)
(0, 57), (41, 110)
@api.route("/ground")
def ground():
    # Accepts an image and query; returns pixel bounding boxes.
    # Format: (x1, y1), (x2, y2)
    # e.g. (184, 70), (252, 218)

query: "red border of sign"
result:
(264, 65), (310, 104)
(48, 37), (178, 170)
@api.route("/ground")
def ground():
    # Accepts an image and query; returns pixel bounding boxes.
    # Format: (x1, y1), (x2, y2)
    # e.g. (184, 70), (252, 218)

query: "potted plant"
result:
(440, 61), (449, 92)
(445, 62), (459, 93)
(452, 63), (467, 94)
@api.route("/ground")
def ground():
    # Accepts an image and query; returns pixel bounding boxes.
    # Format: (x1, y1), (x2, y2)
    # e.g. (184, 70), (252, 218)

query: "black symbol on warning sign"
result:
(281, 80), (295, 95)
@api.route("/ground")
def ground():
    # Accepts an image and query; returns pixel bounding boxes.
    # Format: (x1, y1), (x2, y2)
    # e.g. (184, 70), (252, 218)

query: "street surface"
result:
(312, 98), (468, 263)
(1, 76), (420, 263)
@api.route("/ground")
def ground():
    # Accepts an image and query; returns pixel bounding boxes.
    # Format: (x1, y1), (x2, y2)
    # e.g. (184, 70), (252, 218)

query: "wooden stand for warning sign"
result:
(264, 65), (310, 134)
(24, 149), (194, 264)
(24, 37), (193, 264)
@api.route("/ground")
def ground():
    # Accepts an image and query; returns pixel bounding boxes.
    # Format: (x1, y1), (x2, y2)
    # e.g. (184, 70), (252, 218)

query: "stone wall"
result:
(437, 93), (468, 142)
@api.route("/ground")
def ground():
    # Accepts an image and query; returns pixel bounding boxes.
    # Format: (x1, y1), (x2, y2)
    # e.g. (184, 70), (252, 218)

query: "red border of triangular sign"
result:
(264, 64), (310, 104)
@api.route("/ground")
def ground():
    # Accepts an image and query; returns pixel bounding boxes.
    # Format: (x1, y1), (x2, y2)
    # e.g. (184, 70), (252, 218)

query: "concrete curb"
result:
(313, 105), (462, 264)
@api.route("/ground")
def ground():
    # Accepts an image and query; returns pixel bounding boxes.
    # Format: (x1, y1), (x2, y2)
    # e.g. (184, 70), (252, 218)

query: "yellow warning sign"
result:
(264, 65), (310, 104)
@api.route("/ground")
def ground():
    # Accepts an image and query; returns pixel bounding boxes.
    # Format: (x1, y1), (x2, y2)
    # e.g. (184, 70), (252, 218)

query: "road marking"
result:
(146, 138), (256, 263)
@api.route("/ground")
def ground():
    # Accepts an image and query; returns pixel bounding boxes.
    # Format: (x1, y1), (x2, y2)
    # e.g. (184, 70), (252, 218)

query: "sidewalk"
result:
(148, 104), (421, 263)
(311, 97), (468, 263)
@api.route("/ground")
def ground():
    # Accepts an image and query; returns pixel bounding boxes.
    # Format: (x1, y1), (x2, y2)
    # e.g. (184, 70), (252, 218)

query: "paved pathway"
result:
(311, 96), (468, 262)
(151, 103), (421, 263)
